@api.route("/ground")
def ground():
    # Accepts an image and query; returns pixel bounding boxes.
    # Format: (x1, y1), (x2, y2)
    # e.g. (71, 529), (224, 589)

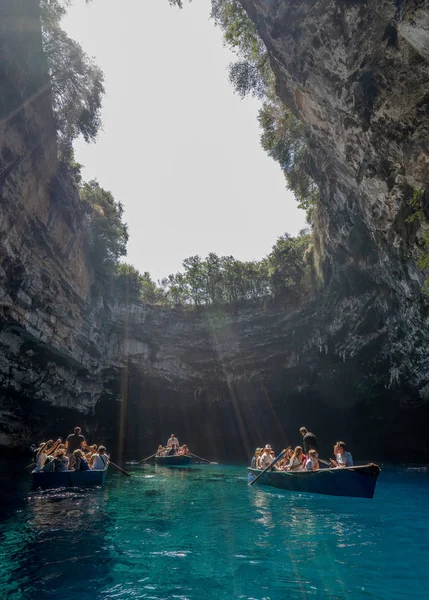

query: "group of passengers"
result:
(34, 427), (109, 472)
(251, 427), (353, 472)
(155, 434), (190, 457)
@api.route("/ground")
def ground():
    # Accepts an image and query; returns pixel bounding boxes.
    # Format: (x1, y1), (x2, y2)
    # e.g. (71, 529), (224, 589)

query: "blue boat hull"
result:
(32, 469), (108, 489)
(248, 464), (380, 498)
(155, 455), (191, 466)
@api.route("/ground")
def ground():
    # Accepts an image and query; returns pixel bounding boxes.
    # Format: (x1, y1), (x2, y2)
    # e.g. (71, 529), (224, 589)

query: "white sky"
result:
(63, 0), (306, 281)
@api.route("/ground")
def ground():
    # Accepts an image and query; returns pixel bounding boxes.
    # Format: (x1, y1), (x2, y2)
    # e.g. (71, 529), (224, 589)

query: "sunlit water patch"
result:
(1, 463), (428, 599)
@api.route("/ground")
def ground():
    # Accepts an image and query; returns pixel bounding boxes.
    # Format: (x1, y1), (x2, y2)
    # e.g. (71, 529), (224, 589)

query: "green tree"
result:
(80, 180), (128, 277)
(259, 99), (319, 215)
(114, 263), (144, 302)
(211, 0), (272, 98)
(182, 255), (207, 305)
(210, 0), (319, 218)
(40, 0), (105, 159)
(267, 233), (310, 298)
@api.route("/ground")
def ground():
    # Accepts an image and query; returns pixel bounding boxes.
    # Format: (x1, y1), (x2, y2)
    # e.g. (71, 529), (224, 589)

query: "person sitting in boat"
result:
(300, 427), (319, 455)
(274, 448), (292, 471)
(166, 434), (179, 455)
(286, 446), (304, 471)
(156, 445), (165, 456)
(41, 455), (55, 472)
(330, 441), (353, 467)
(53, 449), (69, 472)
(180, 445), (190, 456)
(84, 444), (98, 459)
(260, 445), (274, 469)
(35, 440), (52, 471)
(251, 448), (262, 468)
(90, 446), (109, 470)
(305, 449), (319, 471)
(72, 449), (90, 471)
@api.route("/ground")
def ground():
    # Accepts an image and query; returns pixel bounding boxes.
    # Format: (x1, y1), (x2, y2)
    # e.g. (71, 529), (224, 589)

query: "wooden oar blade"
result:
(248, 450), (285, 486)
(109, 461), (132, 477)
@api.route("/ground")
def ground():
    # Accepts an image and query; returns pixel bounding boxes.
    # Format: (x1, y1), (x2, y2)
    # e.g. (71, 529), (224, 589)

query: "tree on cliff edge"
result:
(40, 0), (105, 160)
(80, 180), (128, 278)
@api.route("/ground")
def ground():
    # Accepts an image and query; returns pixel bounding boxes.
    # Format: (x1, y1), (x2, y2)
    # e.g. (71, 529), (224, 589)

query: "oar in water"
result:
(0, 462), (35, 481)
(189, 452), (217, 464)
(139, 452), (158, 464)
(248, 449), (286, 486)
(109, 461), (132, 477)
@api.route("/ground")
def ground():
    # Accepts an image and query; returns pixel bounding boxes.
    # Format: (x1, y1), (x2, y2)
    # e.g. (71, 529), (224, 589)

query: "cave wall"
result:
(0, 0), (113, 446)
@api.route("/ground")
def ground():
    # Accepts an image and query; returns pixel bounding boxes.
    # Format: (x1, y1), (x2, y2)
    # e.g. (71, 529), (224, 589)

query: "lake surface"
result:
(1, 463), (428, 599)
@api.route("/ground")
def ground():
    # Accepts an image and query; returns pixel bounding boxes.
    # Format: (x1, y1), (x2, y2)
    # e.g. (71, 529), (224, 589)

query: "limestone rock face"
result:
(0, 0), (110, 446)
(1, 0), (429, 461)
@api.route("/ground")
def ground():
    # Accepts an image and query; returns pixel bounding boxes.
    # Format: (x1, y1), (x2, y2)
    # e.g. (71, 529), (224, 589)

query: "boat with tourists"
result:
(247, 464), (381, 498)
(30, 427), (114, 489)
(151, 435), (193, 467)
(32, 467), (108, 489)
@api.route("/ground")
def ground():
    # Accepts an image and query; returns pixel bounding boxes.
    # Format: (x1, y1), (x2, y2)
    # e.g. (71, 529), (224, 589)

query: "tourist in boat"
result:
(72, 449), (90, 471)
(260, 445), (274, 469)
(53, 449), (69, 471)
(251, 448), (262, 468)
(35, 441), (52, 470)
(286, 446), (304, 471)
(90, 446), (109, 470)
(65, 427), (86, 458)
(330, 441), (353, 467)
(48, 439), (63, 455)
(305, 449), (320, 471)
(275, 448), (293, 471)
(156, 445), (165, 456)
(167, 434), (179, 449)
(166, 434), (179, 455)
(180, 445), (190, 456)
(83, 443), (98, 459)
(41, 455), (55, 472)
(300, 427), (319, 455)
(33, 442), (44, 463)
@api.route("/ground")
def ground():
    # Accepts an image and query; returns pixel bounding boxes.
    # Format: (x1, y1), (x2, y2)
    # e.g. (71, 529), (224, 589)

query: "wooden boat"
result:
(247, 464), (381, 498)
(32, 468), (108, 489)
(155, 455), (191, 466)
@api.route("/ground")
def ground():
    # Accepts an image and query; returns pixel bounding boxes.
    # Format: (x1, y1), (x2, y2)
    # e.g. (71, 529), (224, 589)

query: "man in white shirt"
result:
(166, 434), (179, 454)
(260, 444), (274, 469)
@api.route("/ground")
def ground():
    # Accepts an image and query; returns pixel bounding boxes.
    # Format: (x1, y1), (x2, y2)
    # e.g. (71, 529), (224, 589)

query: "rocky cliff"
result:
(1, 0), (429, 462)
(0, 0), (112, 446)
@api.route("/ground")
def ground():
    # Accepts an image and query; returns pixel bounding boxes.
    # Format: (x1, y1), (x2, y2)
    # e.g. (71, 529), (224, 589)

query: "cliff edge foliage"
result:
(38, 0), (316, 308)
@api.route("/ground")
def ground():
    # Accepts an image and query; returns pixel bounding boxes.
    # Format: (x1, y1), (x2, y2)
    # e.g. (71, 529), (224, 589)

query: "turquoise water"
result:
(1, 464), (428, 599)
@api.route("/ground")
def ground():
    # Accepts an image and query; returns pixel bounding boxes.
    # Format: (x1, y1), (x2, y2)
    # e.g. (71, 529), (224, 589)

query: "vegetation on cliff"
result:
(113, 232), (311, 307)
(40, 0), (104, 162)
(210, 0), (319, 219)
(407, 189), (429, 293)
(38, 0), (314, 308)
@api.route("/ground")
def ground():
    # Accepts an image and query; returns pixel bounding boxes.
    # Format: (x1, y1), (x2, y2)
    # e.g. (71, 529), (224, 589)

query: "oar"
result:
(249, 450), (286, 486)
(139, 452), (158, 464)
(109, 461), (132, 477)
(318, 458), (331, 467)
(189, 452), (217, 464)
(0, 462), (35, 481)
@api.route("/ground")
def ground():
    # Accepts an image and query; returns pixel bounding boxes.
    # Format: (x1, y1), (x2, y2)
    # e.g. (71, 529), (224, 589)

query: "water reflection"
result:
(1, 486), (116, 600)
(1, 465), (429, 599)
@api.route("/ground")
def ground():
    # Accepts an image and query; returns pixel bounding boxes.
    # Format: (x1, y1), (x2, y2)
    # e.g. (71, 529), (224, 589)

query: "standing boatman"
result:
(299, 427), (319, 455)
(166, 433), (179, 455)
(65, 426), (86, 468)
